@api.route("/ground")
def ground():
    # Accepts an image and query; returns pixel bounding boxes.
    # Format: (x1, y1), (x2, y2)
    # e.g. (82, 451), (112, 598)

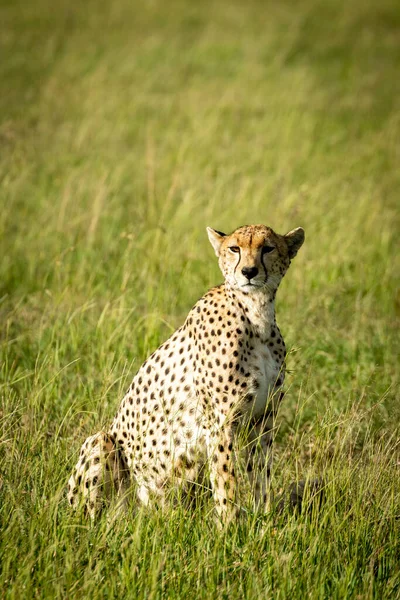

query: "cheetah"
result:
(68, 224), (305, 523)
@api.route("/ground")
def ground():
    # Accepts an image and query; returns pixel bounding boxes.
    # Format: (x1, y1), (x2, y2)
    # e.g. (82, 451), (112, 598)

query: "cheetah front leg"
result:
(206, 426), (239, 525)
(244, 419), (274, 513)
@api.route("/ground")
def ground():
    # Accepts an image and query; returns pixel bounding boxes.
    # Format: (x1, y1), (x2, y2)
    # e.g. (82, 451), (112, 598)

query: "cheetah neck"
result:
(227, 285), (276, 339)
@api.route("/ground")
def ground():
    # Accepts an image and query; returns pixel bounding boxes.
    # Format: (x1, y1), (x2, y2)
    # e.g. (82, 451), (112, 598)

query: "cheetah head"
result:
(207, 224), (304, 294)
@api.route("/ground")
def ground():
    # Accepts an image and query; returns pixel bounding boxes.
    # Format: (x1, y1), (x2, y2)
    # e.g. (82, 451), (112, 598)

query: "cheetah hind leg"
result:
(67, 431), (130, 519)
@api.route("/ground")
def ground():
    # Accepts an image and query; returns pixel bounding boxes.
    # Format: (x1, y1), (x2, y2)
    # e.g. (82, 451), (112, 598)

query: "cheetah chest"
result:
(247, 339), (282, 417)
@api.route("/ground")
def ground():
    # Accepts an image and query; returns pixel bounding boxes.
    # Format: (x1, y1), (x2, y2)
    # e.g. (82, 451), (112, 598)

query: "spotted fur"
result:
(67, 224), (305, 523)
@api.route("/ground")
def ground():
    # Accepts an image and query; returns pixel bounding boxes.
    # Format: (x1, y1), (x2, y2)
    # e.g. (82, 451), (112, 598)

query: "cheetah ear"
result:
(207, 227), (226, 257)
(284, 227), (305, 258)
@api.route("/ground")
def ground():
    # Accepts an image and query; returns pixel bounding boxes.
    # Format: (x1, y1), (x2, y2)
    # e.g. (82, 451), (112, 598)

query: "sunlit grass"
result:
(1, 0), (399, 597)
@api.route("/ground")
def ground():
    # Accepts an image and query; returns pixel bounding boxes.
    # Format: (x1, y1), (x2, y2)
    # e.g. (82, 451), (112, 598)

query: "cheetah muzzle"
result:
(67, 224), (305, 524)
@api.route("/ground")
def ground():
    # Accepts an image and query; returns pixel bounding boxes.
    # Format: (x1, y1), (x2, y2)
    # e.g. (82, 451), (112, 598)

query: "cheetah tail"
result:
(67, 431), (130, 519)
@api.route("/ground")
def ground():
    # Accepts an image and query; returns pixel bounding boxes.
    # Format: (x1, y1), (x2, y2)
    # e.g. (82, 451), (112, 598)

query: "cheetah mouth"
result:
(240, 281), (264, 290)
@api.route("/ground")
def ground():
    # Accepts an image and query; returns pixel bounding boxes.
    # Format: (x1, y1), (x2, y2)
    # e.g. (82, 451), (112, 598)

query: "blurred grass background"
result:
(0, 0), (399, 597)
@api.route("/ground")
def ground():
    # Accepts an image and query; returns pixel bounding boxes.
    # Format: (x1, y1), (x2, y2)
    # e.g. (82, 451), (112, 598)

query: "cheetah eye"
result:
(229, 246), (240, 253)
(262, 245), (275, 255)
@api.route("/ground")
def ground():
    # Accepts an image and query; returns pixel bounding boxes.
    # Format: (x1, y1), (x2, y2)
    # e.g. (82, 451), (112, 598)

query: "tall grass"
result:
(1, 0), (399, 597)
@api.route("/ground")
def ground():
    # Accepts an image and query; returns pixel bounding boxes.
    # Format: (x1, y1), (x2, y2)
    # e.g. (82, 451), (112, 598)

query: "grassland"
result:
(1, 0), (399, 597)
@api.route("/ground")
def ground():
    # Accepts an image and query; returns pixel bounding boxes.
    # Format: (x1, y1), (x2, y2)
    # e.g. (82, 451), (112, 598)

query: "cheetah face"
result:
(207, 224), (304, 294)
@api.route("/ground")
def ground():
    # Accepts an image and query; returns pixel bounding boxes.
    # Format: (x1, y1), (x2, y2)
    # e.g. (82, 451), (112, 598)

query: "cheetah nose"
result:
(241, 266), (259, 280)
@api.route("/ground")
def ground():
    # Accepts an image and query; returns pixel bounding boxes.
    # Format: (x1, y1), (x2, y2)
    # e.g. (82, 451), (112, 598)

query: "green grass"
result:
(1, 0), (399, 597)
